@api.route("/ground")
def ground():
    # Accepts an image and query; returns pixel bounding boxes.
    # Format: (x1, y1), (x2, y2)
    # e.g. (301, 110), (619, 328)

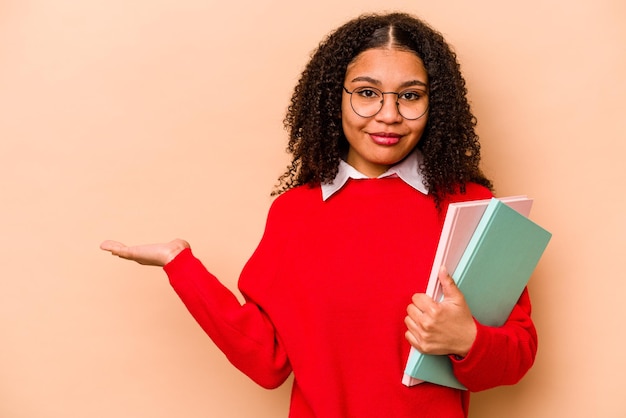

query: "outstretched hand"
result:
(100, 239), (190, 267)
(405, 266), (477, 357)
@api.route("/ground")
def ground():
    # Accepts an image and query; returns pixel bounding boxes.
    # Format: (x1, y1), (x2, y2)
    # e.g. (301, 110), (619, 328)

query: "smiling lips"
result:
(370, 132), (401, 146)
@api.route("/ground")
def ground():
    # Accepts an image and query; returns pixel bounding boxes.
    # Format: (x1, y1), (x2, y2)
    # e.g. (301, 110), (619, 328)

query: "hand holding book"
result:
(405, 266), (476, 358)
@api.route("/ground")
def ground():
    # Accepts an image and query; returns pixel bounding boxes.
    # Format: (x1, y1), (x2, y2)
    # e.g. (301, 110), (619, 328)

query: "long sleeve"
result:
(451, 288), (537, 391)
(164, 248), (292, 389)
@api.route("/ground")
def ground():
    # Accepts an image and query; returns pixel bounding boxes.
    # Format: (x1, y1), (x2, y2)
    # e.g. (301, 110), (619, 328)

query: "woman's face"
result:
(341, 47), (429, 177)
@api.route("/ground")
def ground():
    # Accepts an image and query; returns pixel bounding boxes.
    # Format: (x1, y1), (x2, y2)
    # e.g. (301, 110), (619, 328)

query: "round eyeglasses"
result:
(342, 86), (429, 120)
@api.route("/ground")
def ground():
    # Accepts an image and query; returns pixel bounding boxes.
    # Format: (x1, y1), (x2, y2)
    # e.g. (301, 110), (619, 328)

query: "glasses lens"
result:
(349, 87), (428, 120)
(349, 87), (383, 118)
(397, 90), (429, 120)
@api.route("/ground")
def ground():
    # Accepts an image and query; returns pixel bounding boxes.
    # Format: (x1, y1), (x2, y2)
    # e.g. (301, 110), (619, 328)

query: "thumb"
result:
(438, 266), (461, 299)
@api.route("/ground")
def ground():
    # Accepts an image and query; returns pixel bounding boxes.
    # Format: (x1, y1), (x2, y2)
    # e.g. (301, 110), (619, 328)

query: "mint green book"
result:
(403, 198), (552, 389)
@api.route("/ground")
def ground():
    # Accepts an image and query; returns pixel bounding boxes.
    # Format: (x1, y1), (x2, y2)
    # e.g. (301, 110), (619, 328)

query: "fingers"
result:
(100, 240), (125, 253)
(405, 329), (420, 349)
(406, 300), (422, 323)
(404, 307), (422, 350)
(406, 294), (437, 335)
(99, 240), (135, 260)
(409, 293), (431, 317)
(405, 302), (436, 353)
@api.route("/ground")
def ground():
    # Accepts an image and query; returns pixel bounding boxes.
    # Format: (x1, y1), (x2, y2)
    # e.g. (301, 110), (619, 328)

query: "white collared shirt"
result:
(321, 150), (429, 201)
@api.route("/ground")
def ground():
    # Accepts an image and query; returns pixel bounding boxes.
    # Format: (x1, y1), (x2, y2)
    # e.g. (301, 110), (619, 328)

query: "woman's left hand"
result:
(405, 266), (477, 358)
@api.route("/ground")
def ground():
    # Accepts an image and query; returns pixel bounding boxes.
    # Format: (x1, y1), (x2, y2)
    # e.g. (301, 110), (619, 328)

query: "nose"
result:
(375, 93), (403, 123)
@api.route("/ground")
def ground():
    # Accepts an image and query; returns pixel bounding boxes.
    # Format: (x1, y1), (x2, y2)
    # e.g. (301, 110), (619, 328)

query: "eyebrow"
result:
(349, 76), (428, 89)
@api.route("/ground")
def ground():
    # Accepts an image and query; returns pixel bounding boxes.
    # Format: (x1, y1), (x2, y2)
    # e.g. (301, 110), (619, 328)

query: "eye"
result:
(354, 87), (381, 99)
(399, 90), (426, 101)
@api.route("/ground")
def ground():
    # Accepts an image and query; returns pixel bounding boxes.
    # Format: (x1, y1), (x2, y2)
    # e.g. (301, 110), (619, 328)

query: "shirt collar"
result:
(321, 149), (429, 201)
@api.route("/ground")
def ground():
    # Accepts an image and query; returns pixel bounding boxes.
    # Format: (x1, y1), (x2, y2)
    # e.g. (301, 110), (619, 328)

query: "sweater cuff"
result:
(163, 247), (194, 275)
(450, 318), (490, 368)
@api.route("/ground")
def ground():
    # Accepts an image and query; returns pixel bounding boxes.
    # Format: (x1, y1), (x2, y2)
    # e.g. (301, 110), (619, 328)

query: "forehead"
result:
(345, 48), (428, 84)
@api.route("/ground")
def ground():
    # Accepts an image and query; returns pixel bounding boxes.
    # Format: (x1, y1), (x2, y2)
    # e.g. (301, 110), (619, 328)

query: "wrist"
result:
(456, 320), (478, 358)
(164, 239), (190, 265)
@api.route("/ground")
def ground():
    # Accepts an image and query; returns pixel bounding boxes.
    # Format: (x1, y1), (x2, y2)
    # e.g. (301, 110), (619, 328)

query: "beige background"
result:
(1, 0), (624, 417)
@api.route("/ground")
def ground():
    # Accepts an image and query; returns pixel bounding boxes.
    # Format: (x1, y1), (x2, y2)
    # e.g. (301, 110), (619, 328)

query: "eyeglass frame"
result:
(342, 85), (429, 121)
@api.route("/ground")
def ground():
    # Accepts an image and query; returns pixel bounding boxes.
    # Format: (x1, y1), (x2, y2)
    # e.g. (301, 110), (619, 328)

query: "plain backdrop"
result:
(1, 0), (625, 417)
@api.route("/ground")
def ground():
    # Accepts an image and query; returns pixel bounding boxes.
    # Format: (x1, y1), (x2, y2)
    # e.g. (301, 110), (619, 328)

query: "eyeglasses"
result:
(342, 86), (429, 120)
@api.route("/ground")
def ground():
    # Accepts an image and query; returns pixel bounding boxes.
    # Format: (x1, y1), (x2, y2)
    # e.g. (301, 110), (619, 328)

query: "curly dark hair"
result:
(274, 12), (493, 205)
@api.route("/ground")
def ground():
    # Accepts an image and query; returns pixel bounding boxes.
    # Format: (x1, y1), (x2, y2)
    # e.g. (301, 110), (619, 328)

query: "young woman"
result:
(101, 12), (537, 418)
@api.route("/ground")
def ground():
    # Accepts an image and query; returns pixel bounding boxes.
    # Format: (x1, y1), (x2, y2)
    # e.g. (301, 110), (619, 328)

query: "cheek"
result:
(341, 117), (353, 143)
(341, 113), (365, 141)
(340, 104), (358, 133)
(410, 118), (428, 138)
(340, 98), (351, 120)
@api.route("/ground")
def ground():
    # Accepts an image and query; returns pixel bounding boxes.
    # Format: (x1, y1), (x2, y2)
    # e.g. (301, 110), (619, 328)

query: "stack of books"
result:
(402, 196), (552, 389)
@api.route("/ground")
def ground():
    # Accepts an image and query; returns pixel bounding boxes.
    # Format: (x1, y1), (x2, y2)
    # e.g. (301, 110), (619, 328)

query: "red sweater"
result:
(164, 178), (537, 417)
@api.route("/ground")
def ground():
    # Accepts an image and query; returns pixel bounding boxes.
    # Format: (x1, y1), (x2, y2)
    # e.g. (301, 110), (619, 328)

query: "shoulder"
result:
(267, 184), (322, 220)
(255, 184), (322, 243)
(272, 184), (321, 206)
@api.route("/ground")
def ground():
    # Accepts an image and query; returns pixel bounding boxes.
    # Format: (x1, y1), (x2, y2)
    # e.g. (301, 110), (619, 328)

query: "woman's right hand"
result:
(100, 239), (190, 267)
